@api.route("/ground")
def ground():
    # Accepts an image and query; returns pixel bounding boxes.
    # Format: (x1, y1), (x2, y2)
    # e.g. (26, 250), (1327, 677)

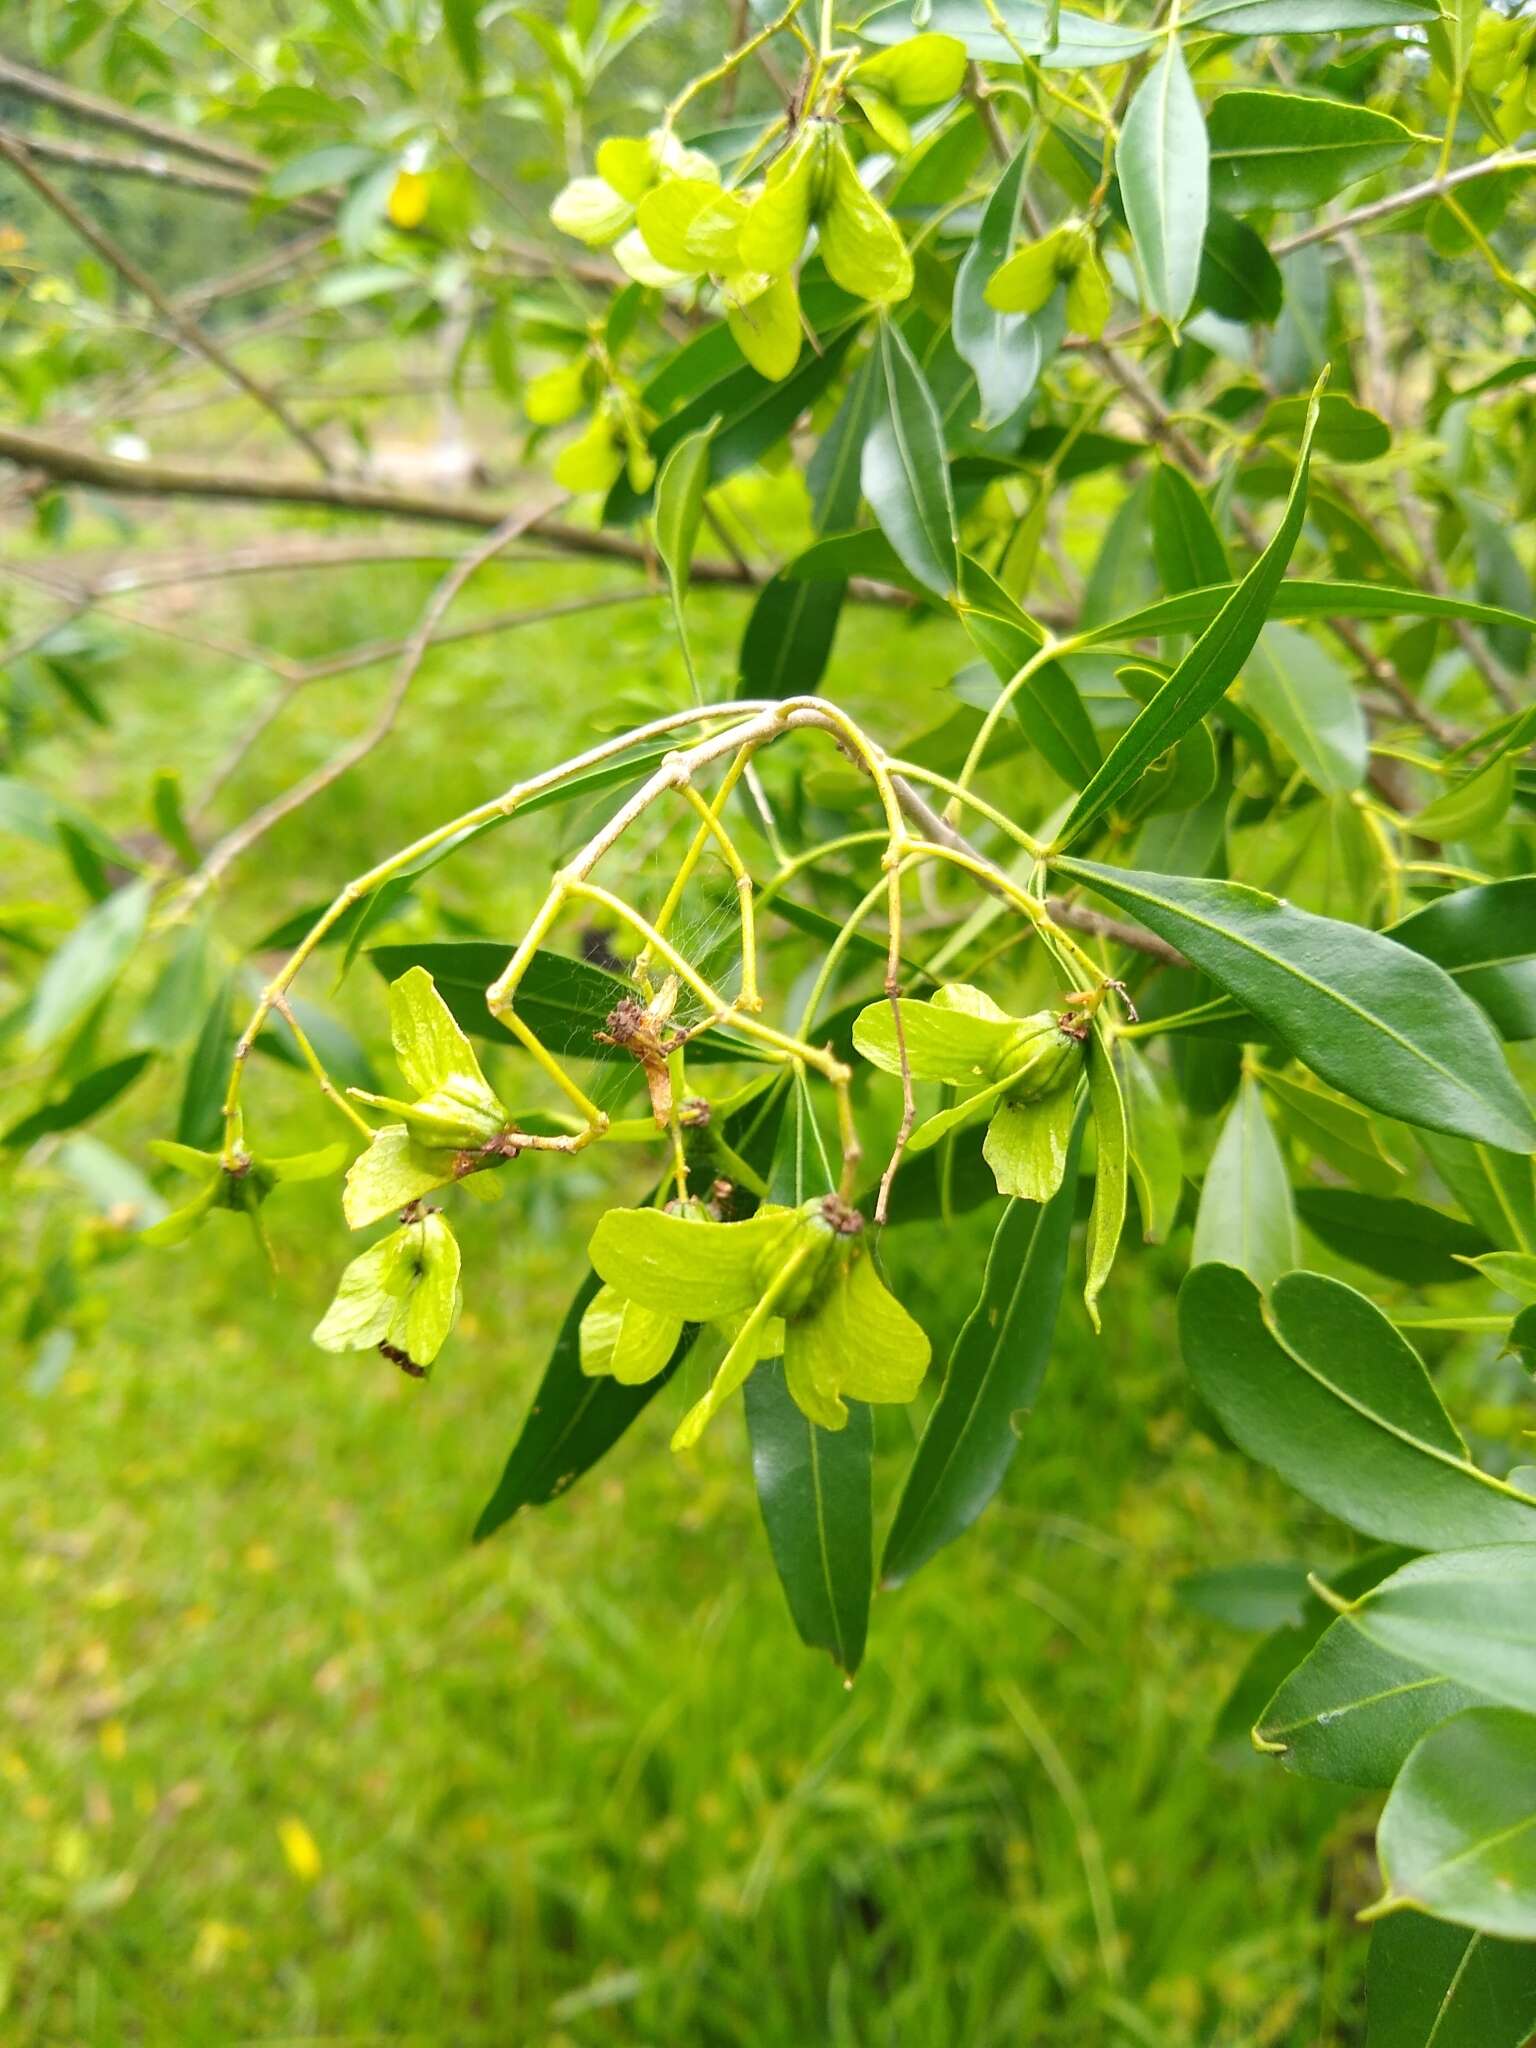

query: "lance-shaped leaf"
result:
(1119, 39), (1208, 329)
(1389, 879), (1536, 1043)
(953, 148), (1059, 427)
(1120, 1041), (1183, 1241)
(1187, 0), (1436, 28)
(1179, 1265), (1536, 1547)
(25, 877), (154, 1053)
(862, 319), (959, 600)
(1365, 1909), (1536, 2048)
(1081, 579), (1536, 646)
(1255, 1611), (1488, 1787)
(958, 557), (1100, 789)
(1418, 1131), (1536, 1253)
(1191, 1075), (1298, 1290)
(1340, 1547), (1536, 1717)
(1055, 378), (1322, 847)
(1259, 1064), (1402, 1196)
(1150, 462), (1229, 595)
(1052, 863), (1536, 1154)
(883, 1105), (1085, 1588)
(1373, 1709), (1536, 1939)
(745, 1361), (874, 1676)
(653, 418), (714, 609)
(1208, 91), (1414, 210)
(1243, 625), (1368, 794)
(1296, 1188), (1488, 1286)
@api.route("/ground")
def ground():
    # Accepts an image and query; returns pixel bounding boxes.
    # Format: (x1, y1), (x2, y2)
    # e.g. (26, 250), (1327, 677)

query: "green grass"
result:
(4, 486), (1376, 2045)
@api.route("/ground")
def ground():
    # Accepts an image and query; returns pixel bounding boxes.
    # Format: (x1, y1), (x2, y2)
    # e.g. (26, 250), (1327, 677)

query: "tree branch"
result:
(1273, 150), (1536, 255)
(0, 50), (266, 175)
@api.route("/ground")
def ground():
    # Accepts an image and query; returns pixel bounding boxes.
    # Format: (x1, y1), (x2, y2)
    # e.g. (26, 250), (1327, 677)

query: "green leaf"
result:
(1259, 1064), (1403, 1195)
(744, 1360), (873, 1676)
(366, 940), (763, 1066)
(1375, 1709), (1536, 1938)
(738, 572), (844, 697)
(1461, 1252), (1536, 1302)
(1120, 1041), (1183, 1241)
(882, 1105), (1085, 1588)
(1179, 1264), (1536, 1546)
(1261, 391), (1392, 462)
(1345, 1547), (1536, 1716)
(1207, 91), (1415, 210)
(857, 0), (1158, 68)
(149, 768), (197, 868)
(443, 0), (482, 84)
(1192, 1075), (1298, 1290)
(783, 1242), (931, 1427)
(1412, 753), (1517, 843)
(953, 148), (1060, 427)
(1297, 1188), (1489, 1286)
(1255, 1612), (1488, 1787)
(1418, 1132), (1536, 1253)
(1197, 208), (1283, 324)
(1150, 462), (1230, 596)
(653, 419), (714, 608)
(862, 320), (959, 600)
(1119, 39), (1209, 330)
(1084, 1027), (1127, 1329)
(1052, 862), (1536, 1155)
(1365, 1910), (1536, 2048)
(1188, 0), (1435, 26)
(1176, 1560), (1311, 1631)
(176, 973), (236, 1152)
(958, 558), (1101, 788)
(24, 878), (154, 1054)
(2, 1052), (153, 1150)
(1083, 579), (1536, 646)
(1242, 625), (1368, 794)
(1055, 379), (1321, 846)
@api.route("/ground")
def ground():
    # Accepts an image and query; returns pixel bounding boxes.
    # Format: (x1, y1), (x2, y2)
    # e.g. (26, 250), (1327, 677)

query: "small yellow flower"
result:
(277, 1815), (322, 1884)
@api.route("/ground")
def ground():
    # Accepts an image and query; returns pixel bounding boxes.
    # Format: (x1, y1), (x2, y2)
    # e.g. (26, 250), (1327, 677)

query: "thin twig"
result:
(0, 133), (334, 475)
(0, 50), (266, 175)
(189, 501), (566, 889)
(1273, 150), (1536, 255)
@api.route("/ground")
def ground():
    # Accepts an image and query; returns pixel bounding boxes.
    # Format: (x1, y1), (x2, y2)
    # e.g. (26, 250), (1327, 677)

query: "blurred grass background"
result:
(3, 424), (1382, 2045)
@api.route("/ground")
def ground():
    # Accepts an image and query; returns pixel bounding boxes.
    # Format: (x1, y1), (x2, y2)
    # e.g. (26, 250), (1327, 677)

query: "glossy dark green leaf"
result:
(1120, 1040), (1183, 1242)
(1375, 1709), (1536, 1938)
(1418, 1131), (1536, 1255)
(1296, 1189), (1491, 1286)
(367, 940), (763, 1065)
(1389, 881), (1536, 1043)
(958, 557), (1100, 788)
(1119, 39), (1208, 329)
(1256, 1613), (1488, 1787)
(3, 1052), (153, 1149)
(1053, 862), (1536, 1154)
(1175, 1560), (1311, 1632)
(862, 320), (959, 600)
(1197, 208), (1283, 324)
(1366, 1910), (1536, 2048)
(744, 1361), (873, 1676)
(738, 574), (844, 699)
(1259, 1063), (1403, 1195)
(1150, 463), (1230, 596)
(1179, 1264), (1536, 1546)
(653, 419), (714, 607)
(882, 1107), (1084, 1589)
(474, 1086), (787, 1537)
(1208, 92), (1414, 210)
(952, 148), (1059, 427)
(1056, 384), (1320, 845)
(1191, 1075), (1298, 1289)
